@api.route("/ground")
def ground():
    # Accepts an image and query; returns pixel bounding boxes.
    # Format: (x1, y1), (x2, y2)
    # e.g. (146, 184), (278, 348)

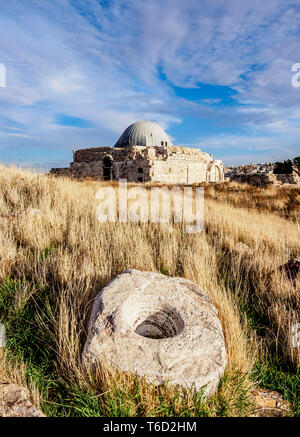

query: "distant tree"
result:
(273, 159), (293, 174)
(293, 156), (300, 171)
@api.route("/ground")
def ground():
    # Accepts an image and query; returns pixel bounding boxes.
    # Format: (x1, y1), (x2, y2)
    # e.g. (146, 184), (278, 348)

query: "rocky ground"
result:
(0, 384), (44, 417)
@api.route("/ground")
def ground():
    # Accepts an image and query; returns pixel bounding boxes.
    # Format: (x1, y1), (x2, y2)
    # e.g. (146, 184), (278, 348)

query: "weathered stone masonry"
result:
(51, 145), (223, 183)
(50, 121), (224, 184)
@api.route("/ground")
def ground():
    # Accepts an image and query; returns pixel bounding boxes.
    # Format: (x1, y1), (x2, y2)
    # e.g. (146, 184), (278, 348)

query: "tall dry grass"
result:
(0, 164), (299, 416)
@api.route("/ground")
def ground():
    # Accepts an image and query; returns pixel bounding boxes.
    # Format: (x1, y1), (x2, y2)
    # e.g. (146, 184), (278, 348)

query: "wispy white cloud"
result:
(0, 0), (299, 166)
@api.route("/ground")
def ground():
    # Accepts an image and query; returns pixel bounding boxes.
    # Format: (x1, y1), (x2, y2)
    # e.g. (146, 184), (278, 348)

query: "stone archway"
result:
(215, 166), (222, 182)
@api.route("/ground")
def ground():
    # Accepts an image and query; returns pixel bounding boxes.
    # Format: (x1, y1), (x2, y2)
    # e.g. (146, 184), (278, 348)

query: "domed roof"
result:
(114, 120), (173, 148)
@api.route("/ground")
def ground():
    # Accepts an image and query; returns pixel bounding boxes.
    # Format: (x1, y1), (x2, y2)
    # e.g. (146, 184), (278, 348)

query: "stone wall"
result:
(275, 172), (300, 185)
(49, 167), (71, 177)
(50, 145), (224, 184)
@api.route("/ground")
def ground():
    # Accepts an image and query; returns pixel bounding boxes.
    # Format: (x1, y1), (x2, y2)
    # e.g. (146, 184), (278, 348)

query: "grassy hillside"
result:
(0, 165), (299, 416)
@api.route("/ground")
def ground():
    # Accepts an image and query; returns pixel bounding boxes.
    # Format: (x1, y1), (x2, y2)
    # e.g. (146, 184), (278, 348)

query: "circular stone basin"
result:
(125, 303), (184, 339)
(83, 269), (227, 397)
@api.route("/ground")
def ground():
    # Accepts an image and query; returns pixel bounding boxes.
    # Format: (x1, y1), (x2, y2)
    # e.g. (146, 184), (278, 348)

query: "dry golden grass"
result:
(203, 181), (300, 222)
(0, 164), (299, 416)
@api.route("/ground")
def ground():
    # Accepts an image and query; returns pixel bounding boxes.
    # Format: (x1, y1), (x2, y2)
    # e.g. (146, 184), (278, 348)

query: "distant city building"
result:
(50, 120), (224, 183)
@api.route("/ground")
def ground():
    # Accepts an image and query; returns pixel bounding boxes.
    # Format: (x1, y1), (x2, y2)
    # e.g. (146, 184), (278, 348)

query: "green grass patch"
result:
(252, 360), (299, 416)
(0, 274), (263, 417)
(0, 276), (101, 417)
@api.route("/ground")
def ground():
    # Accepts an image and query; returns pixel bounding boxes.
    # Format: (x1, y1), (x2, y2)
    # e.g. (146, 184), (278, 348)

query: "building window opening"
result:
(161, 141), (164, 146)
(103, 156), (112, 181)
(165, 141), (167, 146)
(138, 177), (144, 182)
(138, 167), (143, 173)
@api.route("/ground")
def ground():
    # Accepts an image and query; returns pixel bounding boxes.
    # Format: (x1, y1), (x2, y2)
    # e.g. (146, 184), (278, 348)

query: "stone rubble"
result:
(0, 383), (45, 417)
(250, 388), (291, 417)
(224, 163), (300, 186)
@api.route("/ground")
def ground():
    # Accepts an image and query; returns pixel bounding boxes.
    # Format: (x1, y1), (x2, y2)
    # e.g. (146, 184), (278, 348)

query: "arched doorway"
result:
(137, 167), (144, 182)
(215, 166), (221, 182)
(103, 156), (112, 180)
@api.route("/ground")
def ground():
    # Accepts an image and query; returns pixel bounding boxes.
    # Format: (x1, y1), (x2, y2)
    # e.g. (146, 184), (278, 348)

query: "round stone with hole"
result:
(83, 269), (226, 396)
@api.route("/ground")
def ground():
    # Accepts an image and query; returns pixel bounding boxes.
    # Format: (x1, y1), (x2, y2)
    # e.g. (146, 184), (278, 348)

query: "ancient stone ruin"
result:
(224, 163), (300, 187)
(51, 120), (224, 184)
(83, 269), (227, 397)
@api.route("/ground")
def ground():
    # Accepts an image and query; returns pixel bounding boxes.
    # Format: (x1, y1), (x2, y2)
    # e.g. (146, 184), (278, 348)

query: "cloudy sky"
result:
(0, 0), (299, 168)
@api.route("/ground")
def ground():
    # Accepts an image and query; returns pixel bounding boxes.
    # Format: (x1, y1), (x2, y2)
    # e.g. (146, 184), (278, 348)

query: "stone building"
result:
(50, 120), (224, 183)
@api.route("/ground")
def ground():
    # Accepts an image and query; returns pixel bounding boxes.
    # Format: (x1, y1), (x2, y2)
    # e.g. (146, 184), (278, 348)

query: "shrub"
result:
(293, 156), (300, 172)
(273, 160), (293, 174)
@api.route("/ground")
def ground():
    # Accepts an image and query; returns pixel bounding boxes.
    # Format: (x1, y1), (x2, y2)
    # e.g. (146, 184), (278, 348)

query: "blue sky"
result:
(0, 0), (299, 168)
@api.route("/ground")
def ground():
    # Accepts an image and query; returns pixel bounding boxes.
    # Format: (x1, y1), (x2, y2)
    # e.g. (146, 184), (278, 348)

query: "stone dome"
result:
(114, 120), (173, 148)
